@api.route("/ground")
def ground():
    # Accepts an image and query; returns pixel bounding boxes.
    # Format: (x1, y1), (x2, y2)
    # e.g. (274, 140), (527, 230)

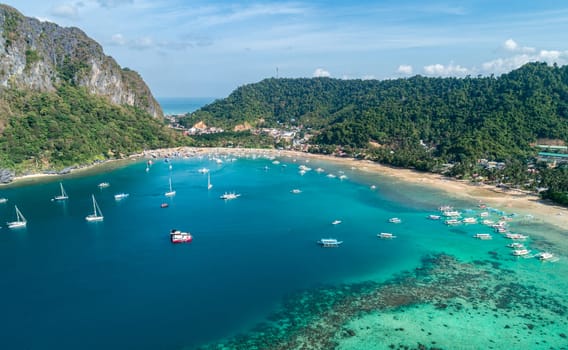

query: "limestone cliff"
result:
(0, 4), (162, 118)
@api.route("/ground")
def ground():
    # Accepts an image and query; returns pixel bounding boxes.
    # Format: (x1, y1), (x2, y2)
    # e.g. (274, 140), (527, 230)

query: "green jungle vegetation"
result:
(182, 62), (568, 205)
(0, 84), (177, 174)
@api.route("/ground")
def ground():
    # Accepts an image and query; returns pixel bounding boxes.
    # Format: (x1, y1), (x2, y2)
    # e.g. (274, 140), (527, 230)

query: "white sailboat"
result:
(52, 182), (69, 201)
(165, 178), (176, 197)
(7, 205), (27, 228)
(85, 195), (104, 222)
(207, 173), (213, 190)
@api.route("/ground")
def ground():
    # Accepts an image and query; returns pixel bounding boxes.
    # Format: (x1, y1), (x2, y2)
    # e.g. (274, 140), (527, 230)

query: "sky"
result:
(4, 0), (568, 98)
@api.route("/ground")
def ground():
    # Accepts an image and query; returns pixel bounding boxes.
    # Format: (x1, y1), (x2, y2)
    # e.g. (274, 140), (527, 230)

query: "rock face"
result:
(0, 4), (162, 118)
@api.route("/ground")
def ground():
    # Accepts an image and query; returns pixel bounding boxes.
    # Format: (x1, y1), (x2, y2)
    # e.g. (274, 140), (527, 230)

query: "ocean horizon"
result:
(0, 153), (566, 349)
(157, 97), (218, 116)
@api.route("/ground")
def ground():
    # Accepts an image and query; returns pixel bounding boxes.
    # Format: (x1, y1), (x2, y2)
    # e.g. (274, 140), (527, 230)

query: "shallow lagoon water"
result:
(0, 155), (566, 349)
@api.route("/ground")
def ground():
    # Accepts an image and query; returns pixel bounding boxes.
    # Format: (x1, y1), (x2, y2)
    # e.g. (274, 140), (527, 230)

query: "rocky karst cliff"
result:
(0, 4), (162, 118)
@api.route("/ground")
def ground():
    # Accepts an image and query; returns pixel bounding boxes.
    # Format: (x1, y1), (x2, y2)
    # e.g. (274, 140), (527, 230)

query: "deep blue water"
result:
(0, 155), (565, 349)
(157, 97), (217, 115)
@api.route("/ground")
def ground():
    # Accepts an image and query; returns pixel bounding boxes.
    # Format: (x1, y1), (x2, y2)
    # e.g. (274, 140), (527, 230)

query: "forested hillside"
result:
(186, 62), (568, 161)
(184, 62), (568, 204)
(0, 86), (176, 174)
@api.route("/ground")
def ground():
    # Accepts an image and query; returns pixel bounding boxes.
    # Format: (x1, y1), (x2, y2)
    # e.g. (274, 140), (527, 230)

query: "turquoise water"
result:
(0, 155), (566, 349)
(157, 97), (217, 115)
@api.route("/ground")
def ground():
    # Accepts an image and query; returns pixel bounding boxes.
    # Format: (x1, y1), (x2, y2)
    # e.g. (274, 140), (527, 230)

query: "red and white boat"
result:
(170, 229), (193, 243)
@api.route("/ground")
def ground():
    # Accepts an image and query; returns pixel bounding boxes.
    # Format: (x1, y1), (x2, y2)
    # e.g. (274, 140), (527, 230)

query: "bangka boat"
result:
(114, 193), (129, 200)
(160, 203), (169, 208)
(536, 252), (555, 261)
(7, 205), (27, 229)
(207, 173), (213, 190)
(165, 178), (176, 197)
(198, 168), (209, 174)
(290, 189), (302, 194)
(512, 249), (531, 256)
(0, 198), (7, 204)
(474, 233), (492, 240)
(507, 242), (525, 249)
(428, 214), (441, 220)
(317, 238), (343, 247)
(85, 195), (104, 222)
(170, 229), (193, 244)
(378, 232), (396, 239)
(220, 192), (240, 200)
(388, 217), (401, 223)
(332, 220), (342, 225)
(505, 233), (528, 240)
(98, 182), (110, 189)
(51, 182), (69, 201)
(462, 217), (477, 224)
(444, 218), (461, 225)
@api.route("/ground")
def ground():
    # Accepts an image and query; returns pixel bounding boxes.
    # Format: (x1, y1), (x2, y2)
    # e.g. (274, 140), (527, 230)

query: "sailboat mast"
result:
(16, 205), (26, 222)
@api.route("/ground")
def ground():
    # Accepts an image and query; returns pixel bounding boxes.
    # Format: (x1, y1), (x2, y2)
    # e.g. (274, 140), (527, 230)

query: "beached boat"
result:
(474, 233), (492, 240)
(207, 173), (213, 190)
(170, 229), (193, 244)
(7, 205), (27, 229)
(85, 195), (104, 222)
(428, 214), (441, 220)
(438, 205), (453, 211)
(52, 182), (69, 201)
(290, 189), (302, 194)
(317, 238), (343, 247)
(388, 217), (401, 223)
(114, 193), (129, 201)
(98, 182), (110, 189)
(165, 178), (176, 197)
(512, 249), (531, 256)
(220, 192), (240, 200)
(332, 220), (342, 225)
(315, 167), (325, 173)
(378, 232), (396, 239)
(442, 210), (461, 217)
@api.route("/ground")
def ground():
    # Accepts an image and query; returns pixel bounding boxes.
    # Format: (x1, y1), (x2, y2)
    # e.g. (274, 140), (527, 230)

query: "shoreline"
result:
(5, 146), (568, 230)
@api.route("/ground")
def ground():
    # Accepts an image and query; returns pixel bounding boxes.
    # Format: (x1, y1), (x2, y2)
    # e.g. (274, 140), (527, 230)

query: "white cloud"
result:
(313, 68), (331, 77)
(503, 38), (518, 51)
(111, 33), (127, 45)
(503, 38), (535, 53)
(397, 64), (413, 75)
(51, 4), (79, 19)
(482, 40), (568, 74)
(423, 63), (469, 76)
(362, 75), (376, 80)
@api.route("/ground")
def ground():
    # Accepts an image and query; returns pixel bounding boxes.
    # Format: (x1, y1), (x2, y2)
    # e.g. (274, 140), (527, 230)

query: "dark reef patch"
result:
(195, 254), (567, 350)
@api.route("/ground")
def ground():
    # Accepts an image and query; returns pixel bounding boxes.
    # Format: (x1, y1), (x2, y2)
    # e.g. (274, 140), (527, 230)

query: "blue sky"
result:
(5, 1), (568, 98)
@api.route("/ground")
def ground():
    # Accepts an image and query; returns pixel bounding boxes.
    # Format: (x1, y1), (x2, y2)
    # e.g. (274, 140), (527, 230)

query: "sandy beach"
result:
(7, 146), (568, 231)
